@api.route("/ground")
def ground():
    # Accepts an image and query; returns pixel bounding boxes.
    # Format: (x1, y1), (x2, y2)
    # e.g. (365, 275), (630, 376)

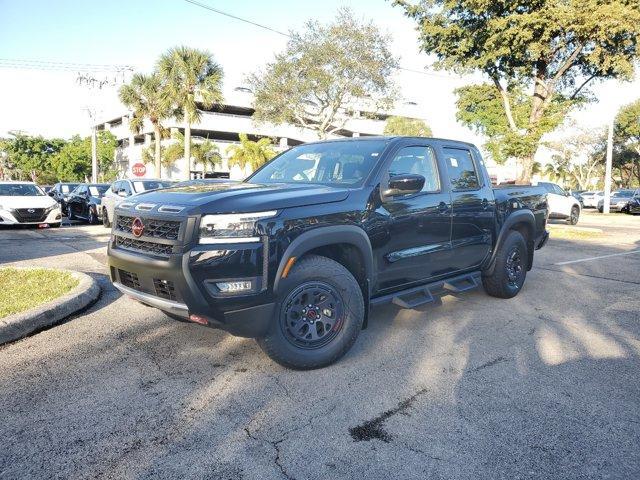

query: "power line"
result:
(180, 0), (457, 79)
(183, 0), (289, 37)
(0, 58), (134, 72)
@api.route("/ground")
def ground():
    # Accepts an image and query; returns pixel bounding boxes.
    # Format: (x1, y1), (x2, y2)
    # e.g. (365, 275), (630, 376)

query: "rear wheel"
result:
(482, 230), (528, 299)
(102, 208), (111, 228)
(567, 206), (580, 225)
(88, 207), (98, 225)
(257, 255), (364, 370)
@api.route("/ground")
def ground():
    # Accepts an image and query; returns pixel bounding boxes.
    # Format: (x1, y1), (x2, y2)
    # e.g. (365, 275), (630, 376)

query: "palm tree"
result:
(163, 131), (222, 173)
(226, 133), (277, 174)
(119, 73), (171, 178)
(158, 46), (223, 179)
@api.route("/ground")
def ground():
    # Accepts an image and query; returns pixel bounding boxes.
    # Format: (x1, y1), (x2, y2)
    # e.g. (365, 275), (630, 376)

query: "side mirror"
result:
(48, 191), (55, 197)
(383, 174), (425, 198)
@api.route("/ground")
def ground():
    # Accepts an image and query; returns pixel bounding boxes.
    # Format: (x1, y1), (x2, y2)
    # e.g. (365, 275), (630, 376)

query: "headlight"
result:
(199, 211), (277, 244)
(45, 204), (59, 214)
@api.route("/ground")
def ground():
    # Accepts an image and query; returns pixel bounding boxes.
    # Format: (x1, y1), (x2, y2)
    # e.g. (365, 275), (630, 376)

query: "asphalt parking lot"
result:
(1, 211), (639, 480)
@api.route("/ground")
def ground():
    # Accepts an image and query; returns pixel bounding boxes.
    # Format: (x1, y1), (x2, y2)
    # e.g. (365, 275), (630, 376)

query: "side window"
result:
(122, 182), (132, 195)
(443, 147), (480, 190)
(553, 184), (566, 195)
(111, 181), (120, 193)
(387, 146), (440, 192)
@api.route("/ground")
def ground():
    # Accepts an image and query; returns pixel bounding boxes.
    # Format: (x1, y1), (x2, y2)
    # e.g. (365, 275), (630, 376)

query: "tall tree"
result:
(395, 0), (640, 183)
(226, 134), (276, 173)
(383, 116), (432, 137)
(158, 46), (223, 179)
(0, 132), (66, 182)
(51, 132), (117, 182)
(545, 128), (604, 190)
(162, 131), (222, 173)
(119, 73), (172, 178)
(250, 8), (399, 139)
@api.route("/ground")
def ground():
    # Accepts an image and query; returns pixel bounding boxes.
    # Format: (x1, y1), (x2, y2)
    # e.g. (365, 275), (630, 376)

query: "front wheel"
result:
(257, 255), (364, 370)
(567, 206), (580, 225)
(482, 230), (528, 299)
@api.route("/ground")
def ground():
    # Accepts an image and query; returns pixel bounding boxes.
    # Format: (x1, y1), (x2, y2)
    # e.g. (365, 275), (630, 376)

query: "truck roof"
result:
(306, 135), (478, 148)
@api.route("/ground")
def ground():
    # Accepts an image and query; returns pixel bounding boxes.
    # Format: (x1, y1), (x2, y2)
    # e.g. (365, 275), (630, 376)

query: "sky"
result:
(1, 0), (639, 163)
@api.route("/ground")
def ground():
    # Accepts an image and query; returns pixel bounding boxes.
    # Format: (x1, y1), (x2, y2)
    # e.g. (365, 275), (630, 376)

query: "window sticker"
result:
(449, 157), (458, 168)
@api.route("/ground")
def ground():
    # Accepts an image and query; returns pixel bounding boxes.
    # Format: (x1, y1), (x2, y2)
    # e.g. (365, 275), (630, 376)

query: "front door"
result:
(372, 144), (452, 293)
(442, 146), (495, 272)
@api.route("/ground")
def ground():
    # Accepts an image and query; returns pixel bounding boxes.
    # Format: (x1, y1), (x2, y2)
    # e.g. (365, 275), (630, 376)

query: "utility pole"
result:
(91, 124), (98, 183)
(603, 117), (614, 214)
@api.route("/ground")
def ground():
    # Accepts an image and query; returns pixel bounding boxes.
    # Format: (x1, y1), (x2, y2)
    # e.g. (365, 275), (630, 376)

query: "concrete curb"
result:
(0, 269), (100, 345)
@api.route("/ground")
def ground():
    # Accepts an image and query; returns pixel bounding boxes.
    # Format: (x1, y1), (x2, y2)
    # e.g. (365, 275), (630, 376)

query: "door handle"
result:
(481, 198), (489, 209)
(437, 201), (449, 212)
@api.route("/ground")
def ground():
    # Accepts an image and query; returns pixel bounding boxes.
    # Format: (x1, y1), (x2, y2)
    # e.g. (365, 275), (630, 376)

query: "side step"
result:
(370, 271), (482, 310)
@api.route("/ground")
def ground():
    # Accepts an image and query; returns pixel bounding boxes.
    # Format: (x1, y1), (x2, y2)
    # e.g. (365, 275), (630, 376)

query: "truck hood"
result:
(0, 195), (58, 209)
(130, 182), (351, 213)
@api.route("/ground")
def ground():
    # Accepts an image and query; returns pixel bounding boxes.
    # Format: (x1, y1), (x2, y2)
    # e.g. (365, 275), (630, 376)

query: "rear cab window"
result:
(443, 147), (480, 190)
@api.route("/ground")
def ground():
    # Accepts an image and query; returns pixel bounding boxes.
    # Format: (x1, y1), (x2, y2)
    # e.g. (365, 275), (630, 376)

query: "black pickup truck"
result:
(107, 137), (548, 369)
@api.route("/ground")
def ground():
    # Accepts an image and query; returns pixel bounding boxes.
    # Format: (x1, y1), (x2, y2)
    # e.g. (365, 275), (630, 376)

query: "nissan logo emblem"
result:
(131, 217), (144, 237)
(28, 208), (35, 213)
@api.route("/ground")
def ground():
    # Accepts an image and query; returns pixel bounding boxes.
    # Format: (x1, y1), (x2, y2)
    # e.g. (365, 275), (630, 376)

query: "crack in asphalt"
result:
(469, 356), (509, 373)
(349, 387), (429, 443)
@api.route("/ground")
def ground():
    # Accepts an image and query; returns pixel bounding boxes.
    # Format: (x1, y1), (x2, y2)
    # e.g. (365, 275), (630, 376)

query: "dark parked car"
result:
(624, 189), (640, 215)
(570, 190), (584, 207)
(66, 183), (109, 223)
(107, 137), (548, 369)
(48, 182), (80, 214)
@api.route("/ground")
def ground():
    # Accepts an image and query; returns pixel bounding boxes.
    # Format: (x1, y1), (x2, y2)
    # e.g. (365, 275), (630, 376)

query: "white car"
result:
(537, 181), (582, 225)
(581, 190), (604, 208)
(0, 181), (62, 228)
(100, 178), (174, 227)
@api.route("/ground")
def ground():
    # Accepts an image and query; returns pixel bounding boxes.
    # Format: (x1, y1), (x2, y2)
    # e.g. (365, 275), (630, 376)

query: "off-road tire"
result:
(482, 230), (528, 299)
(257, 254), (364, 370)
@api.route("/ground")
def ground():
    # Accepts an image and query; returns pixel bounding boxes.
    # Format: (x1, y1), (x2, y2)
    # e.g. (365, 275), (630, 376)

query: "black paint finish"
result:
(107, 136), (548, 338)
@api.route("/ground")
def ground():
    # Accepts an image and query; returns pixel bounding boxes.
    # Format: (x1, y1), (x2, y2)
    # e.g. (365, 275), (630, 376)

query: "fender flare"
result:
(273, 225), (374, 296)
(483, 209), (536, 275)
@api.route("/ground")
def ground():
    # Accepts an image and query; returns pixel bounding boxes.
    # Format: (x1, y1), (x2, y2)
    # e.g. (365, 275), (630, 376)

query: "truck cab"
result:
(107, 137), (548, 369)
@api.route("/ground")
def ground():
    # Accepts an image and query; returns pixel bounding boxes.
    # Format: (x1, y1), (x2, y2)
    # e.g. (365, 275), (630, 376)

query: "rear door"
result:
(443, 146), (495, 272)
(373, 142), (453, 292)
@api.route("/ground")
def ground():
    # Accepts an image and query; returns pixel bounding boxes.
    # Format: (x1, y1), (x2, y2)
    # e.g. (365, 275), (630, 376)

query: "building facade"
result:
(95, 87), (427, 180)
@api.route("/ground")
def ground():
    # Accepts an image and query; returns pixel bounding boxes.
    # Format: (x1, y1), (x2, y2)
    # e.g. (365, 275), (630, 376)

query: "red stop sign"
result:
(132, 163), (146, 177)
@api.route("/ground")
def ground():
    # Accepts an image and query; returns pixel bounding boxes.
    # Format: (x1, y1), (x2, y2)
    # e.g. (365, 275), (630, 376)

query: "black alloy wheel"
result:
(505, 246), (523, 287)
(281, 282), (345, 350)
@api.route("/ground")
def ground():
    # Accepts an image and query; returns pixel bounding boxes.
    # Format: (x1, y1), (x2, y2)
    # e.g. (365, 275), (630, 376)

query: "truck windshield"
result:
(248, 140), (388, 187)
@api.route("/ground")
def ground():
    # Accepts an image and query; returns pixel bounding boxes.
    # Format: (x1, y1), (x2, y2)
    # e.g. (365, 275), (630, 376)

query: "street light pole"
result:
(603, 117), (613, 214)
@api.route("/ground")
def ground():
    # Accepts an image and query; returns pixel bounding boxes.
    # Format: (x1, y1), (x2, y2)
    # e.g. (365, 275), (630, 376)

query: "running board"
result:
(370, 271), (482, 310)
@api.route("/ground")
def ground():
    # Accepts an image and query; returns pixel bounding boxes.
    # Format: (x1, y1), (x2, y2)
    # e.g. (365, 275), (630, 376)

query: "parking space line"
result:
(554, 249), (640, 266)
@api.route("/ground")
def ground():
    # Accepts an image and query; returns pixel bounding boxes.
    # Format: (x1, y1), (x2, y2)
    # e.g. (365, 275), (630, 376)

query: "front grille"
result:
(118, 269), (141, 290)
(115, 235), (174, 257)
(115, 215), (181, 240)
(154, 279), (177, 301)
(13, 208), (47, 223)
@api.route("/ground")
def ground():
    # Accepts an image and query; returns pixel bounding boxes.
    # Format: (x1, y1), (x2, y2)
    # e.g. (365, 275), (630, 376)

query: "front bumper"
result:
(107, 237), (276, 338)
(0, 207), (62, 225)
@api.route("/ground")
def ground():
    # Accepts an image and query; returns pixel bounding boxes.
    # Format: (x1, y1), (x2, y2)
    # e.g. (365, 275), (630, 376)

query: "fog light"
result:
(216, 281), (253, 293)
